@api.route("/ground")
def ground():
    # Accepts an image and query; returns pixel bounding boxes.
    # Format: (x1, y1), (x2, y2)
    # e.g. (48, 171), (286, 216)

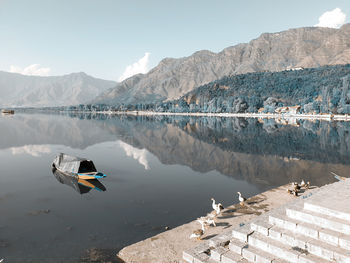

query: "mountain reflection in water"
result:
(1, 113), (350, 187)
(1, 112), (350, 262)
(61, 112), (350, 186)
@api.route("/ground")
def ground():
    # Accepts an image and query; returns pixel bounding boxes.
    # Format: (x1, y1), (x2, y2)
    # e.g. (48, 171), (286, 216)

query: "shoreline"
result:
(14, 109), (350, 121)
(117, 183), (308, 263)
(70, 110), (350, 121)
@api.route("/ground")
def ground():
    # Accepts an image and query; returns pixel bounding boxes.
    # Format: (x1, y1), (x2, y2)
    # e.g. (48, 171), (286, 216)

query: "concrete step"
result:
(286, 205), (350, 235)
(209, 230), (233, 248)
(241, 244), (276, 263)
(251, 220), (350, 262)
(269, 214), (320, 239)
(258, 225), (311, 249)
(228, 238), (246, 255)
(250, 216), (273, 236)
(210, 247), (229, 262)
(298, 253), (336, 263)
(230, 224), (304, 262)
(248, 232), (331, 263)
(232, 224), (254, 243)
(248, 232), (304, 263)
(230, 224), (299, 262)
(221, 250), (247, 263)
(183, 241), (211, 263)
(269, 212), (350, 250)
(228, 236), (284, 263)
(304, 201), (350, 222)
(302, 179), (350, 222)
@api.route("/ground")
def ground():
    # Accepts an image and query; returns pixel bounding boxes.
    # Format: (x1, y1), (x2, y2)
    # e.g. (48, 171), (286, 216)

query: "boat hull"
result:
(52, 163), (106, 179)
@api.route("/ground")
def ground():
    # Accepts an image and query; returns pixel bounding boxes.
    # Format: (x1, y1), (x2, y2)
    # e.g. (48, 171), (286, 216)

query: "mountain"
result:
(94, 23), (350, 105)
(160, 64), (350, 114)
(0, 71), (116, 107)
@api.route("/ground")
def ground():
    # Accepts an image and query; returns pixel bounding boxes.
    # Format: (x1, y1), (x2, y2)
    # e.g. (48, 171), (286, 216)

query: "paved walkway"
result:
(184, 179), (350, 263)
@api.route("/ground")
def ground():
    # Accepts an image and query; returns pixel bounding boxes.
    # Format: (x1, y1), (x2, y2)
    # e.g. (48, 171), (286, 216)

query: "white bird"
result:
(197, 216), (216, 227)
(205, 217), (216, 227)
(237, 192), (247, 206)
(206, 211), (217, 219)
(211, 198), (224, 215)
(216, 203), (224, 214)
(300, 179), (305, 187)
(211, 197), (217, 211)
(196, 217), (206, 227)
(190, 223), (206, 240)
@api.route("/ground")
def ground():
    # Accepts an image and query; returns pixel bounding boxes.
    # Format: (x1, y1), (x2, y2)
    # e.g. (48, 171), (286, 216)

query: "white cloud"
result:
(9, 64), (51, 76)
(118, 52), (150, 82)
(118, 141), (150, 170)
(11, 145), (51, 157)
(315, 8), (346, 28)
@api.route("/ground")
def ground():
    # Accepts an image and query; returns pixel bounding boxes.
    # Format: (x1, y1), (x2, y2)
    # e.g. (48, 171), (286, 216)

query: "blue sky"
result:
(0, 0), (350, 81)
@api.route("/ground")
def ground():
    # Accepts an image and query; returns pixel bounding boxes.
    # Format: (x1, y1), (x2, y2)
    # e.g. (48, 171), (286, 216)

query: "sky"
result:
(0, 0), (350, 81)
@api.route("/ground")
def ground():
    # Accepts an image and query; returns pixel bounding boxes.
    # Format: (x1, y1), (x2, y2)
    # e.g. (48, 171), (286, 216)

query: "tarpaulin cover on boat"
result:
(53, 153), (97, 174)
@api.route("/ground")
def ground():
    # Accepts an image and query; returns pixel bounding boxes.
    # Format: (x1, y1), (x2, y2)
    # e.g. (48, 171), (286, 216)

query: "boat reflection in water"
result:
(51, 167), (106, 194)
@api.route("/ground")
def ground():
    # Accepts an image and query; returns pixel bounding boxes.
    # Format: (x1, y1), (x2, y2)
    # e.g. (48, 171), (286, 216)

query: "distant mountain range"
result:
(0, 71), (116, 107)
(2, 24), (350, 108)
(94, 23), (350, 106)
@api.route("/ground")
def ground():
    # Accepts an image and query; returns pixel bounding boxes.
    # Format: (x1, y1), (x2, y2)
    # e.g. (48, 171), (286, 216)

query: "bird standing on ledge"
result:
(237, 192), (247, 206)
(197, 216), (216, 227)
(210, 198), (224, 215)
(190, 223), (207, 240)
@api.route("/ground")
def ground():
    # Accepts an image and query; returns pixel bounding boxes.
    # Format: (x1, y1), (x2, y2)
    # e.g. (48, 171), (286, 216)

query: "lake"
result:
(1, 113), (350, 262)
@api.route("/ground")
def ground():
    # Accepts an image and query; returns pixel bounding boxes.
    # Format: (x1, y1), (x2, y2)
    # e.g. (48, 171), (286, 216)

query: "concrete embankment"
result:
(117, 184), (302, 263)
(184, 178), (350, 263)
(106, 111), (350, 122)
(49, 109), (350, 122)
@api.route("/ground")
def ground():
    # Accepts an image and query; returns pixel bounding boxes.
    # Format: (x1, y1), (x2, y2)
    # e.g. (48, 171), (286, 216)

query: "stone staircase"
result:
(183, 179), (350, 263)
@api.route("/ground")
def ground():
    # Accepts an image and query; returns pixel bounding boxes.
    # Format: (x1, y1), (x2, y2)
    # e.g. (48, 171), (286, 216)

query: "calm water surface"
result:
(1, 113), (350, 262)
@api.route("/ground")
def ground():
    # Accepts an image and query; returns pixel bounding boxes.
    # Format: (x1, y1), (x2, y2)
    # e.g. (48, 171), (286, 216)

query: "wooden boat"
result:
(52, 167), (106, 194)
(52, 153), (107, 180)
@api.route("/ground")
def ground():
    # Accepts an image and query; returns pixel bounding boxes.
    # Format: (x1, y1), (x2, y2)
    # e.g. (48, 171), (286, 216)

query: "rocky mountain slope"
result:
(94, 23), (350, 105)
(164, 64), (350, 114)
(0, 71), (116, 107)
